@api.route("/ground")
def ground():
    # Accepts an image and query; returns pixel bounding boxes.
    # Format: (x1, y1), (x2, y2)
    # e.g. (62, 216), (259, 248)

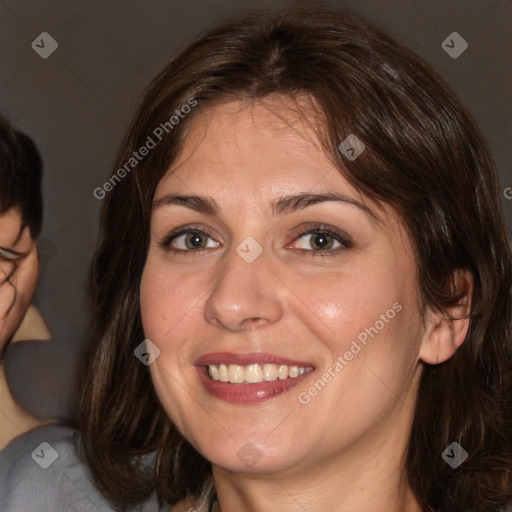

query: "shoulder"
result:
(0, 423), (112, 511)
(0, 423), (163, 511)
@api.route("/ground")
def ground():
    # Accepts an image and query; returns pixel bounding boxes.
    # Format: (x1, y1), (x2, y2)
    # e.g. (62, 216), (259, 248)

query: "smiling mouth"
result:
(207, 363), (314, 384)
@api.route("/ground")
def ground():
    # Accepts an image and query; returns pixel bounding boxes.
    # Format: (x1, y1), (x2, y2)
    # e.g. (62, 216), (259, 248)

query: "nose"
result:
(203, 245), (284, 332)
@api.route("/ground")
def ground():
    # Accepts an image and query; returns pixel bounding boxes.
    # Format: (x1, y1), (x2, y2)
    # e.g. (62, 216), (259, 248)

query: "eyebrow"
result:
(152, 192), (377, 220)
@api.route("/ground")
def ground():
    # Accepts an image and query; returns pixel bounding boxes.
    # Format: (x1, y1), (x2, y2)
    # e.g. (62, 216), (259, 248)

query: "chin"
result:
(197, 434), (305, 475)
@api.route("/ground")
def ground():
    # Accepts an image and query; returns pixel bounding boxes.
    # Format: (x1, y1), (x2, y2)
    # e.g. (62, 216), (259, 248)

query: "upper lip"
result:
(195, 352), (315, 367)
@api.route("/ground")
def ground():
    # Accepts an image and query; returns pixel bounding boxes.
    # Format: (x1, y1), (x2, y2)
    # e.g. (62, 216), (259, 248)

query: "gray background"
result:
(1, 0), (511, 421)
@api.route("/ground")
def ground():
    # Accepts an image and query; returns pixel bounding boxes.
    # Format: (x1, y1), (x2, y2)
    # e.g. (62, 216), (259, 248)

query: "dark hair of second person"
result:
(0, 115), (43, 239)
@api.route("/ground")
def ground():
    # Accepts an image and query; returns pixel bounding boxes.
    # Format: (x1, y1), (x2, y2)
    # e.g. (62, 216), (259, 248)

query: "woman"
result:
(78, 8), (512, 512)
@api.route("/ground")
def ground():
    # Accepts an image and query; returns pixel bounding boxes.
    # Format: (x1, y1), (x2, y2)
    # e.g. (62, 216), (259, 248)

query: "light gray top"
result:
(0, 424), (168, 511)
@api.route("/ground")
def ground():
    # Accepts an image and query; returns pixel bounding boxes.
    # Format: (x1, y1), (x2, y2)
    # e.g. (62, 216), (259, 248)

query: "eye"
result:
(295, 232), (341, 251)
(159, 223), (352, 257)
(288, 224), (352, 257)
(161, 225), (220, 253)
(0, 247), (24, 261)
(172, 232), (219, 251)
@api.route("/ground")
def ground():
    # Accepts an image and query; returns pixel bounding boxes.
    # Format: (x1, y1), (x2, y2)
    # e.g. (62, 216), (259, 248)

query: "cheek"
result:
(0, 284), (17, 346)
(140, 263), (168, 339)
(139, 260), (193, 347)
(291, 268), (406, 351)
(24, 260), (39, 297)
(0, 258), (39, 344)
(140, 261), (203, 432)
(14, 256), (39, 310)
(289, 265), (422, 407)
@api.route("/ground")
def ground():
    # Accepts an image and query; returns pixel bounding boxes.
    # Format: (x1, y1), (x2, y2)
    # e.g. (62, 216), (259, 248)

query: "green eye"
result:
(294, 232), (342, 251)
(160, 224), (221, 254)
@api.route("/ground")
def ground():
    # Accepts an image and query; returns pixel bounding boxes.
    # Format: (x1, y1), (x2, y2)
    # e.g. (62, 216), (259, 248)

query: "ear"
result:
(419, 269), (473, 365)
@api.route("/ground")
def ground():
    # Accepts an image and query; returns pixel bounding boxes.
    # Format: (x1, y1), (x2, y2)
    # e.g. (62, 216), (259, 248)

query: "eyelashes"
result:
(159, 223), (352, 258)
(159, 224), (219, 253)
(0, 247), (25, 261)
(290, 225), (352, 255)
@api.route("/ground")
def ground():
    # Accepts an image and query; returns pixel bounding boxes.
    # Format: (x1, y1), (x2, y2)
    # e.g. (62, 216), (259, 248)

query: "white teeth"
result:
(263, 364), (278, 381)
(219, 364), (228, 382)
(207, 363), (313, 383)
(209, 364), (219, 380)
(245, 364), (263, 383)
(228, 365), (245, 383)
(288, 366), (299, 378)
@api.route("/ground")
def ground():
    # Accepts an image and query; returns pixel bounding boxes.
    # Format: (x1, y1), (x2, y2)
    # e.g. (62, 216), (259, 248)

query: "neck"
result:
(213, 451), (421, 512)
(0, 363), (43, 450)
(211, 399), (422, 512)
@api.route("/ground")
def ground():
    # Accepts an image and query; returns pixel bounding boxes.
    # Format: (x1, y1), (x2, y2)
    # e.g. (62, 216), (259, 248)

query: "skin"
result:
(140, 97), (471, 512)
(0, 208), (50, 450)
(0, 209), (39, 349)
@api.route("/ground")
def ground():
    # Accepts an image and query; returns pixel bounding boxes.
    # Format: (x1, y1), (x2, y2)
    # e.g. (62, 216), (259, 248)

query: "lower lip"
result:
(196, 366), (314, 403)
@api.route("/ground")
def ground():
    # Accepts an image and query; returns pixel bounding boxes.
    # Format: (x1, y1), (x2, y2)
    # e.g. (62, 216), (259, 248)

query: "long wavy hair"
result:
(77, 8), (512, 511)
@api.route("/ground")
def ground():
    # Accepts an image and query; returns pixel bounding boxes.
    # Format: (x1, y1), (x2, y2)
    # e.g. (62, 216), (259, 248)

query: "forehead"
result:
(157, 97), (369, 206)
(0, 208), (25, 247)
(182, 96), (323, 156)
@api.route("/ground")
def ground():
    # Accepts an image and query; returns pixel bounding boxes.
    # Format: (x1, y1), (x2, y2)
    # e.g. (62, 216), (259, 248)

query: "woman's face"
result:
(140, 98), (429, 476)
(0, 209), (39, 350)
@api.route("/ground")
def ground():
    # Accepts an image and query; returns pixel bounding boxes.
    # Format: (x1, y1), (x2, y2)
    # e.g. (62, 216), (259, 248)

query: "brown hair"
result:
(77, 8), (512, 511)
